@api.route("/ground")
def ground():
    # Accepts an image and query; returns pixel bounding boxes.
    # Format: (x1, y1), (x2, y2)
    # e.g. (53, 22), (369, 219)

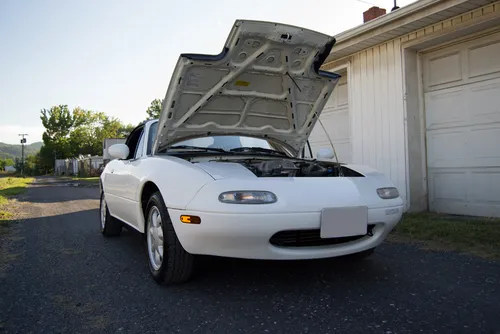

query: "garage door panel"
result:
(427, 123), (500, 168)
(424, 31), (500, 217)
(429, 168), (500, 216)
(469, 170), (500, 203)
(336, 81), (348, 107)
(309, 72), (351, 162)
(309, 110), (349, 142)
(429, 171), (467, 201)
(318, 110), (350, 139)
(323, 75), (347, 108)
(426, 79), (500, 130)
(426, 51), (463, 89)
(468, 79), (500, 118)
(308, 112), (351, 162)
(468, 40), (500, 79)
(469, 126), (500, 164)
(426, 130), (465, 168)
(425, 89), (465, 130)
(431, 198), (500, 217)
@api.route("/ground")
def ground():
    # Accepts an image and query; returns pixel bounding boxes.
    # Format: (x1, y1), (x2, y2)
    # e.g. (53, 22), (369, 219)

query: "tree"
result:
(38, 145), (55, 173)
(146, 98), (163, 119)
(38, 104), (137, 173)
(69, 111), (132, 156)
(0, 158), (14, 170)
(40, 105), (75, 159)
(4, 158), (14, 167)
(69, 109), (107, 156)
(40, 105), (74, 139)
(118, 123), (136, 138)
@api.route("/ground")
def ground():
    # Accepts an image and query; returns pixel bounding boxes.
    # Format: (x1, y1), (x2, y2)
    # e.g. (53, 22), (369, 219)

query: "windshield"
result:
(171, 136), (276, 151)
(150, 120), (293, 156)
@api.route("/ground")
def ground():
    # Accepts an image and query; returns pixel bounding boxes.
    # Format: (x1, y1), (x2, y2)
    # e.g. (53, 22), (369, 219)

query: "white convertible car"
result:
(100, 20), (404, 284)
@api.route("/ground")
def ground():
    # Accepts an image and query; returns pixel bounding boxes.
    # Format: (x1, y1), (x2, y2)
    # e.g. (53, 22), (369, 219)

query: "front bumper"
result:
(168, 205), (404, 260)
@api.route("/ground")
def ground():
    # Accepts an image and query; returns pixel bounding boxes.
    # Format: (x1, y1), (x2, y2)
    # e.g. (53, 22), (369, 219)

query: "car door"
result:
(104, 125), (145, 227)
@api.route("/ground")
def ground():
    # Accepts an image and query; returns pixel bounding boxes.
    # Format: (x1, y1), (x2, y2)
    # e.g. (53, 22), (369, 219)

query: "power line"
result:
(353, 0), (380, 6)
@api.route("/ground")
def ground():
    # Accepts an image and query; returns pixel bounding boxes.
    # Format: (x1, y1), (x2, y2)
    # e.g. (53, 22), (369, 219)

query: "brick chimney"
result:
(363, 6), (386, 23)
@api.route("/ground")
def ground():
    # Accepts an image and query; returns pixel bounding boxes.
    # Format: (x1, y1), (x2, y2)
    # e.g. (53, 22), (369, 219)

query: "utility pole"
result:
(18, 133), (28, 176)
(54, 149), (57, 176)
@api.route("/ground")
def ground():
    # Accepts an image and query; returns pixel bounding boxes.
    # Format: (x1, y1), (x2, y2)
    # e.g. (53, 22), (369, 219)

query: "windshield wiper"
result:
(168, 145), (228, 153)
(229, 147), (288, 157)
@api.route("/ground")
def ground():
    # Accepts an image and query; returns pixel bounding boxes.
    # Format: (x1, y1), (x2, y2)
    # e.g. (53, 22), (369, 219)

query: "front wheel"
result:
(100, 192), (122, 237)
(145, 191), (195, 285)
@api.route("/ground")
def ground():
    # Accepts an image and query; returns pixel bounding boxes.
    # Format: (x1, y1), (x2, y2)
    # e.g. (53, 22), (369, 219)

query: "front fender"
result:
(137, 156), (215, 210)
(344, 164), (397, 186)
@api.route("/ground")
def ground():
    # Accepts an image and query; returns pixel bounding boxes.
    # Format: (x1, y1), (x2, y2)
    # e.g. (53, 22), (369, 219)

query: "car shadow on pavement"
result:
(116, 222), (391, 289)
(9, 204), (393, 290)
(3, 206), (393, 317)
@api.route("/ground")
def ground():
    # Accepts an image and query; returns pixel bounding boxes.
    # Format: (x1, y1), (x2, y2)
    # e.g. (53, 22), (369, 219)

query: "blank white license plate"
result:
(320, 206), (368, 239)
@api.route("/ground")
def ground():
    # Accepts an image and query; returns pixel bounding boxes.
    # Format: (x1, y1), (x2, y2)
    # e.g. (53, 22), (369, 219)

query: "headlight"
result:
(218, 191), (277, 204)
(377, 187), (399, 199)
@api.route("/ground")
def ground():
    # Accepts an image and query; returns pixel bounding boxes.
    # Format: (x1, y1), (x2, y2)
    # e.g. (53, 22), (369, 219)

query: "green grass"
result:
(392, 212), (500, 259)
(0, 211), (13, 220)
(0, 177), (34, 206)
(0, 176), (33, 279)
(71, 176), (100, 183)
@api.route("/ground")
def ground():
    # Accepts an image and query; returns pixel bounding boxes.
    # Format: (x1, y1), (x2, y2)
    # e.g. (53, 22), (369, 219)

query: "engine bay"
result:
(212, 158), (364, 178)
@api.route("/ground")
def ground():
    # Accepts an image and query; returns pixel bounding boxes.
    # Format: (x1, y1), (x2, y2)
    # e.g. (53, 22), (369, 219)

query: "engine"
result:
(237, 158), (349, 177)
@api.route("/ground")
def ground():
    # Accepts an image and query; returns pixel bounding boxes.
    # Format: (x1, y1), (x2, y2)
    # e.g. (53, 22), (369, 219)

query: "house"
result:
(54, 155), (104, 176)
(311, 0), (500, 217)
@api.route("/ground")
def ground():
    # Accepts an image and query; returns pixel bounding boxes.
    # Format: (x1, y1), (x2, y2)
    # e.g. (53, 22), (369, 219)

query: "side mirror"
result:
(316, 147), (335, 160)
(108, 144), (129, 160)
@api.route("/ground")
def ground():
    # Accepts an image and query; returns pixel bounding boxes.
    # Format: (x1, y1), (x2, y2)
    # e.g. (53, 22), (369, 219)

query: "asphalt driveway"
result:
(1, 177), (499, 333)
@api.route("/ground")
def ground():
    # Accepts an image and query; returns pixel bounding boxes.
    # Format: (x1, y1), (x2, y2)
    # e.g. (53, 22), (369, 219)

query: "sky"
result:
(0, 0), (417, 145)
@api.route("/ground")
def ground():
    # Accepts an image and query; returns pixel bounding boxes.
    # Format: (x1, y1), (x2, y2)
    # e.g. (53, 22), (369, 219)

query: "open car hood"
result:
(153, 19), (340, 156)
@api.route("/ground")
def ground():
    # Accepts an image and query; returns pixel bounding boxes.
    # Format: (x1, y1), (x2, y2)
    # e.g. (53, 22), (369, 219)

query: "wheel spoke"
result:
(157, 246), (163, 260)
(155, 249), (161, 264)
(152, 211), (159, 227)
(149, 227), (155, 246)
(100, 199), (106, 228)
(148, 206), (164, 270)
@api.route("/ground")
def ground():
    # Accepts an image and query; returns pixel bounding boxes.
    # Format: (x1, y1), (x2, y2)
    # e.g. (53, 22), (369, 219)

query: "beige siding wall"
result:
(350, 40), (408, 205)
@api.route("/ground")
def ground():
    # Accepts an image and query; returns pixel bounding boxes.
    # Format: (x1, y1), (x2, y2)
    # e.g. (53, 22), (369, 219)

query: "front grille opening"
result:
(270, 224), (376, 248)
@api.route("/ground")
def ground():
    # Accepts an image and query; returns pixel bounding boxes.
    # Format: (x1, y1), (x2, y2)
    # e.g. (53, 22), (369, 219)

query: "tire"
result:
(145, 191), (195, 285)
(100, 192), (122, 237)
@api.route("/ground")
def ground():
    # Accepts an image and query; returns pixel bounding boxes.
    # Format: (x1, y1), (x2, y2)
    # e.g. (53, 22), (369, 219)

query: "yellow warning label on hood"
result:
(234, 80), (250, 87)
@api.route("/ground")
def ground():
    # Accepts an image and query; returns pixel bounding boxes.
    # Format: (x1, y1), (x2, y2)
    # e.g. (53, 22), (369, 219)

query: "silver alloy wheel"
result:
(147, 206), (164, 271)
(100, 195), (106, 230)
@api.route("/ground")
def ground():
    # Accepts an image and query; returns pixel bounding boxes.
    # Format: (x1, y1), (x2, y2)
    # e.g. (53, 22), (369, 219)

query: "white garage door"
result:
(422, 31), (500, 217)
(308, 73), (351, 162)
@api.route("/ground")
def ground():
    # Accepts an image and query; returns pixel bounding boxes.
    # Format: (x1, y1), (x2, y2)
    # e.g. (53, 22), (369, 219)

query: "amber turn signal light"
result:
(180, 215), (201, 224)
